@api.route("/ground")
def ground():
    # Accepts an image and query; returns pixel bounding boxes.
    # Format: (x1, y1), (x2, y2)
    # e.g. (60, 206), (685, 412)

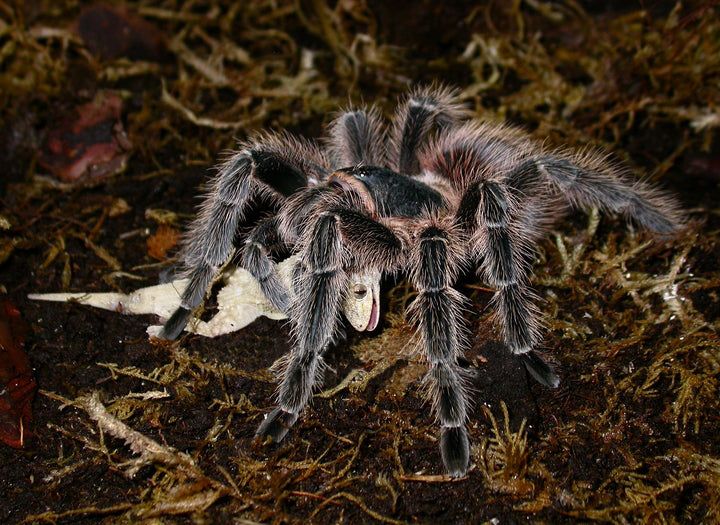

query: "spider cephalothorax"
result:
(160, 86), (683, 476)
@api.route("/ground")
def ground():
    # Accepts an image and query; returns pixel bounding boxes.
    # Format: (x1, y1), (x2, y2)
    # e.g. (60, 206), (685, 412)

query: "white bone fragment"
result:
(29, 255), (381, 338)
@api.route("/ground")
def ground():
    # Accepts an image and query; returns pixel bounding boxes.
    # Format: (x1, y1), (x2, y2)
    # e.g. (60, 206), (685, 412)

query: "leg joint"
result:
(477, 181), (510, 225)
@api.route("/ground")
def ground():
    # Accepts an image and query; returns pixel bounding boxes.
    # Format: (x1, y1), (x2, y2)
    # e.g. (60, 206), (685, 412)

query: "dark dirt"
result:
(1, 1), (718, 524)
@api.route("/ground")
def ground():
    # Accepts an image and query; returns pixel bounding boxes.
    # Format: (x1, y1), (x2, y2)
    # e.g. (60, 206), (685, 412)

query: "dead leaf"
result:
(147, 225), (180, 260)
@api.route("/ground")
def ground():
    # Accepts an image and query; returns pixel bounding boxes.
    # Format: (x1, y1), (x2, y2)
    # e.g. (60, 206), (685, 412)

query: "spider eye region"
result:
(337, 165), (387, 178)
(352, 283), (368, 299)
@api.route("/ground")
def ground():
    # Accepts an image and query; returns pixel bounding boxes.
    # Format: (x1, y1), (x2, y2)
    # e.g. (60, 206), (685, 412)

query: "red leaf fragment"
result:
(38, 90), (132, 183)
(0, 299), (36, 449)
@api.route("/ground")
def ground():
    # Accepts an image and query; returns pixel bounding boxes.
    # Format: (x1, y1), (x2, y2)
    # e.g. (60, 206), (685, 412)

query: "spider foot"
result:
(158, 306), (192, 340)
(255, 407), (298, 443)
(440, 426), (470, 478)
(521, 351), (560, 388)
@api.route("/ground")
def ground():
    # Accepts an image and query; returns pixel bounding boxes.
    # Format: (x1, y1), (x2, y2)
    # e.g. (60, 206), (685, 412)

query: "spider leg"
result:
(257, 207), (404, 442)
(160, 136), (328, 339)
(390, 85), (468, 175)
(279, 181), (368, 250)
(327, 107), (386, 167)
(407, 221), (470, 477)
(458, 180), (560, 389)
(242, 217), (290, 313)
(517, 154), (684, 234)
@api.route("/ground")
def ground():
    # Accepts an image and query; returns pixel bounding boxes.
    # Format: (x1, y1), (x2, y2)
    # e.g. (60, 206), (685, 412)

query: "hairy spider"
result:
(159, 86), (683, 476)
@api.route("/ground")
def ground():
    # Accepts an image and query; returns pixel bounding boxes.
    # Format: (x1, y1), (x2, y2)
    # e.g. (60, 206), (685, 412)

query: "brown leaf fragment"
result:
(75, 4), (169, 62)
(108, 198), (131, 218)
(147, 224), (180, 261)
(0, 239), (20, 266)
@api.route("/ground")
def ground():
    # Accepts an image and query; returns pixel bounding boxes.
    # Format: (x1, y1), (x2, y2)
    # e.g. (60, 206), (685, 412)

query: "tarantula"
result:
(159, 86), (683, 476)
